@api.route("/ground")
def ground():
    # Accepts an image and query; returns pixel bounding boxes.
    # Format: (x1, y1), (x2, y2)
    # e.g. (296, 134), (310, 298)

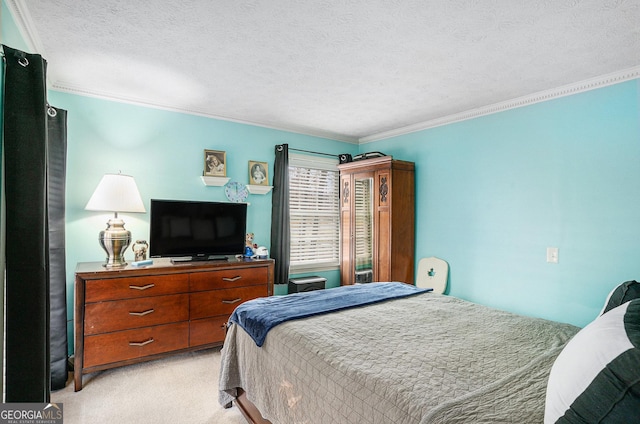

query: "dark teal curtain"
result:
(47, 106), (68, 391)
(270, 144), (290, 285)
(2, 44), (68, 399)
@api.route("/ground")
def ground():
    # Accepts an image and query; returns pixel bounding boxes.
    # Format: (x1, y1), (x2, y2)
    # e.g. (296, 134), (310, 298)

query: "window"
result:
(289, 153), (340, 272)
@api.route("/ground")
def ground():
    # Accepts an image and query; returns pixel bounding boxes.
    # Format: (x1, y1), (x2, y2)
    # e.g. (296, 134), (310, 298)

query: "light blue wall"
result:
(46, 91), (356, 352)
(48, 91), (354, 261)
(366, 80), (640, 327)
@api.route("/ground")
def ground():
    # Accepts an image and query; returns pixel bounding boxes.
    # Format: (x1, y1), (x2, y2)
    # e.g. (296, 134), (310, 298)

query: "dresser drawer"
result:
(190, 285), (267, 320)
(190, 316), (228, 347)
(85, 274), (189, 302)
(83, 322), (189, 368)
(84, 294), (189, 335)
(189, 267), (268, 291)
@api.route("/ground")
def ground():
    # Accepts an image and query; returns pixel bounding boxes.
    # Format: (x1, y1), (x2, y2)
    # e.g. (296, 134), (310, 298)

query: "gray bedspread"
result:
(219, 292), (579, 424)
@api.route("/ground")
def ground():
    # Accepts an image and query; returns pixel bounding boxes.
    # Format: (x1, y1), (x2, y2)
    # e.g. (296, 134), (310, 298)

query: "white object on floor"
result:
(416, 257), (449, 294)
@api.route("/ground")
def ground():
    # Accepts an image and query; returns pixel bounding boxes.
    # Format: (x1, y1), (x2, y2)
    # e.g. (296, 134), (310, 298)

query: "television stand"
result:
(170, 255), (228, 264)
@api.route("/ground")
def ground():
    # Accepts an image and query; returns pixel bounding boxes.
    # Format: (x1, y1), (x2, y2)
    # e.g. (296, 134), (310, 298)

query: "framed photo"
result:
(204, 150), (226, 176)
(249, 160), (269, 186)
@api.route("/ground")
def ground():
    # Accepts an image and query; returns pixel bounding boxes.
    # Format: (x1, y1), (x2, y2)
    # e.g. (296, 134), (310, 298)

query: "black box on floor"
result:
(288, 276), (326, 293)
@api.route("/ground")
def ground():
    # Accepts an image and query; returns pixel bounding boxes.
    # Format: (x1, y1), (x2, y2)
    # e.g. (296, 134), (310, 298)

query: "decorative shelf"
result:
(201, 176), (230, 186)
(247, 185), (273, 195)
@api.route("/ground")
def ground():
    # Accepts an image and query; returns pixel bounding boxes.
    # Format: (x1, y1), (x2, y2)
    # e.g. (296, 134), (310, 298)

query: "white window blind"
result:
(289, 154), (340, 272)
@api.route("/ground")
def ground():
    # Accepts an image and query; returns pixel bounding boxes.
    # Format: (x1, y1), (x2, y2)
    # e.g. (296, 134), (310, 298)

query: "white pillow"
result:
(544, 299), (640, 423)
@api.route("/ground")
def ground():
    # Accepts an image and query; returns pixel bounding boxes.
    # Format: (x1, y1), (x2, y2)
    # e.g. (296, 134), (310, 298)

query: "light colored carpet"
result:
(52, 348), (245, 424)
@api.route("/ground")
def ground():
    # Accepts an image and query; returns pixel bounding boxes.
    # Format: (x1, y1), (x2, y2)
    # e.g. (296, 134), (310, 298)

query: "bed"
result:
(218, 281), (640, 423)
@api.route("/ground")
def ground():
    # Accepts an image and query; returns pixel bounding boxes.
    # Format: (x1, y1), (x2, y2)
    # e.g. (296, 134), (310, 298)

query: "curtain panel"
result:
(270, 144), (290, 285)
(47, 106), (68, 391)
(2, 44), (68, 400)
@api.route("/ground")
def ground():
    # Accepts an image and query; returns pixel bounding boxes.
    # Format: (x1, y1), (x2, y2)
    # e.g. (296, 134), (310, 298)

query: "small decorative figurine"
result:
(244, 233), (256, 257)
(133, 240), (149, 262)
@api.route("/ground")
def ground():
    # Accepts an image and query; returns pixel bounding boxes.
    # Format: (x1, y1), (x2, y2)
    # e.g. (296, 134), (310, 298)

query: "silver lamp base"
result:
(98, 215), (131, 268)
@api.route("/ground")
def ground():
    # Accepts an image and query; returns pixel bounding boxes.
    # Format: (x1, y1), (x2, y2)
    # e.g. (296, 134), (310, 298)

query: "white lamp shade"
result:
(85, 174), (146, 213)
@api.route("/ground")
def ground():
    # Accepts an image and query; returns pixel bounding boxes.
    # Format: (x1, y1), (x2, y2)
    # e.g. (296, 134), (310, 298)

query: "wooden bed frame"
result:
(234, 389), (272, 424)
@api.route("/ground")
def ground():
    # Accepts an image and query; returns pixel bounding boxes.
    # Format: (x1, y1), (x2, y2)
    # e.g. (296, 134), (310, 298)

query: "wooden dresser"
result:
(74, 257), (274, 391)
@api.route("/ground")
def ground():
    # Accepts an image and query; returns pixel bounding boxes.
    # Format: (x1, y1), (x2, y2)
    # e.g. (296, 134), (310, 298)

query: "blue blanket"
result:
(229, 282), (432, 346)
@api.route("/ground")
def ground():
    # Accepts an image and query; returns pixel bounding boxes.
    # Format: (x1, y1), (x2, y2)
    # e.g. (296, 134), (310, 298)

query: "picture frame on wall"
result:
(249, 160), (269, 186)
(204, 150), (226, 176)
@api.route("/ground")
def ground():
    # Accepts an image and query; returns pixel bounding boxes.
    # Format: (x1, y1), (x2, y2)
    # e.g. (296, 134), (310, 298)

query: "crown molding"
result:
(6, 0), (43, 53)
(55, 65), (638, 146)
(49, 81), (360, 144)
(359, 66), (640, 144)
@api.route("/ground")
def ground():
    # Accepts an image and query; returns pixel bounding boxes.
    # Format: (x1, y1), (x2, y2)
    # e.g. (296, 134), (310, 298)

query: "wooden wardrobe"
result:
(338, 156), (415, 286)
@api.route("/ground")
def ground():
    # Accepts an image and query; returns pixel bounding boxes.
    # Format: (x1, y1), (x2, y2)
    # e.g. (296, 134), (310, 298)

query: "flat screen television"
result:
(149, 199), (247, 260)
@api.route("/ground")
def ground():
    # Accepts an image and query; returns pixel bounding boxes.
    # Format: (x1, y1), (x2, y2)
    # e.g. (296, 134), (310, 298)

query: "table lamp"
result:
(85, 173), (146, 267)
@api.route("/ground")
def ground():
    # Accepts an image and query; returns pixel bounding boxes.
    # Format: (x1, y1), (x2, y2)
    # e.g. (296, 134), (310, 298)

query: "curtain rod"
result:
(288, 147), (338, 158)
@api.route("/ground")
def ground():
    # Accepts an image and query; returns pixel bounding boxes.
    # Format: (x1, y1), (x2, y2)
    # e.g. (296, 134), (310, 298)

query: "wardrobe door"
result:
(339, 173), (354, 285)
(375, 168), (392, 282)
(353, 174), (374, 283)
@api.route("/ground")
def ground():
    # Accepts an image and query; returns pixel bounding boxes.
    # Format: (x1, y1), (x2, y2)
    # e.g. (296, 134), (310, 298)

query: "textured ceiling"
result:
(7, 0), (640, 142)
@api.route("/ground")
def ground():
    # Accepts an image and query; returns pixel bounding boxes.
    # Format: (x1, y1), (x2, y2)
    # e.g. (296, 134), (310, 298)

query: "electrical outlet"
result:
(546, 247), (559, 263)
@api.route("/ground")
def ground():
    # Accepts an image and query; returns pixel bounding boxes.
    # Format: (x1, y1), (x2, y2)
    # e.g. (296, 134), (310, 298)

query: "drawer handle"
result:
(129, 284), (155, 291)
(222, 298), (242, 304)
(129, 309), (155, 316)
(129, 338), (154, 347)
(222, 276), (242, 282)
